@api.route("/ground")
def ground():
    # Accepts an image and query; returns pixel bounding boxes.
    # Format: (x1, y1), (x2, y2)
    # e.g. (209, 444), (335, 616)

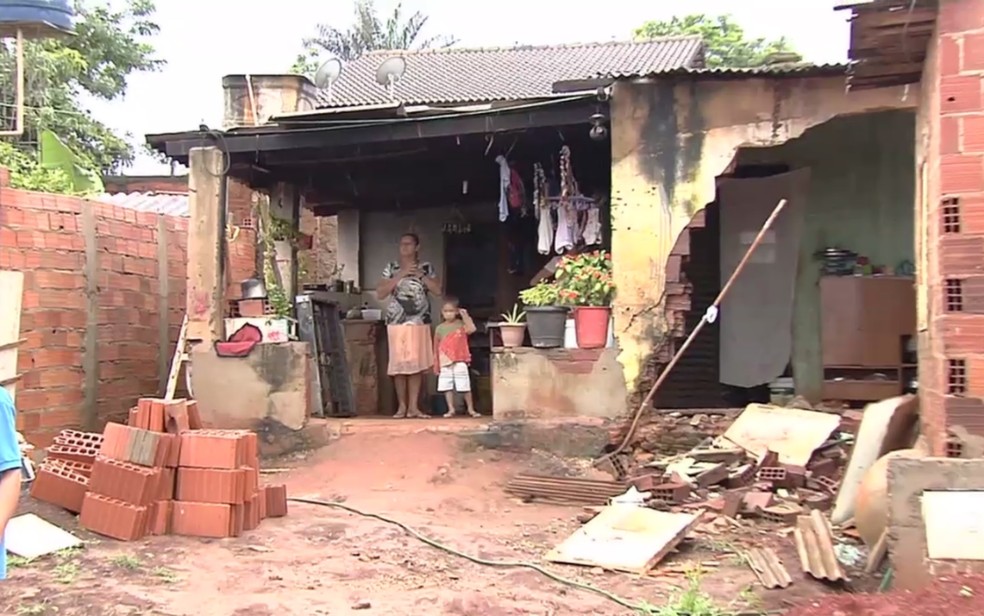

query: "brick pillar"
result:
(923, 0), (984, 455)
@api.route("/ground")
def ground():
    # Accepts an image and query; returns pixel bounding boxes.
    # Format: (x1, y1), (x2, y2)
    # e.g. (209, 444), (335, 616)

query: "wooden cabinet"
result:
(342, 320), (395, 415)
(820, 276), (916, 402)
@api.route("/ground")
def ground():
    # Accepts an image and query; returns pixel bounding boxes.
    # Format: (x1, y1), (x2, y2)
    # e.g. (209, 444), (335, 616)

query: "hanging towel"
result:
(537, 203), (554, 255)
(554, 204), (574, 253)
(583, 207), (602, 245)
(495, 155), (510, 222)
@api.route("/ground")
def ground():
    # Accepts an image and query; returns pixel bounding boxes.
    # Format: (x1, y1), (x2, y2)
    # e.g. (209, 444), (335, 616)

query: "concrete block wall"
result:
(0, 170), (188, 446)
(921, 0), (984, 455)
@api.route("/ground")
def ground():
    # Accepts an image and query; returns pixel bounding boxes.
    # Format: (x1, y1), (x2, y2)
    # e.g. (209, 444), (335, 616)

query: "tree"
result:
(292, 0), (456, 76)
(0, 0), (163, 180)
(634, 14), (796, 68)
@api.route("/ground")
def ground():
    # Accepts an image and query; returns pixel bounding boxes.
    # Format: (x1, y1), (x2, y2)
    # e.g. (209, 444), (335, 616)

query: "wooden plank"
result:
(157, 214), (170, 391)
(81, 204), (99, 431)
(186, 146), (226, 346)
(0, 271), (23, 402)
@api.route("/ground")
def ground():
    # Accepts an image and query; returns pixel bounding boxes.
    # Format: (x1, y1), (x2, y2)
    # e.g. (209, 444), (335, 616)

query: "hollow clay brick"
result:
(171, 502), (232, 538)
(243, 492), (261, 531)
(41, 458), (93, 478)
(100, 423), (167, 467)
(264, 484), (288, 518)
(157, 467), (176, 501)
(89, 456), (162, 506)
(179, 431), (242, 469)
(258, 491), (267, 520)
(242, 466), (258, 502)
(47, 443), (99, 465)
(79, 493), (148, 541)
(186, 400), (203, 430)
(30, 462), (89, 513)
(175, 468), (246, 504)
(230, 504), (245, 537)
(53, 430), (104, 448)
(146, 500), (172, 536)
(164, 399), (191, 435)
(160, 433), (180, 467)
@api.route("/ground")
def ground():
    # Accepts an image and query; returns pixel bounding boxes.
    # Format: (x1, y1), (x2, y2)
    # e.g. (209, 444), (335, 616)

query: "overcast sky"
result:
(88, 0), (852, 175)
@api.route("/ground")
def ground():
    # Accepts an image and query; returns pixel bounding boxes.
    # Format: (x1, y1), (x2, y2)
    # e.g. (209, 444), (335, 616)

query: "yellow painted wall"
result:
(610, 75), (918, 395)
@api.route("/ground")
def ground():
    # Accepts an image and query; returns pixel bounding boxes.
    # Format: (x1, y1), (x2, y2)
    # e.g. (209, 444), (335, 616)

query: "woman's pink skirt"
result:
(386, 324), (433, 375)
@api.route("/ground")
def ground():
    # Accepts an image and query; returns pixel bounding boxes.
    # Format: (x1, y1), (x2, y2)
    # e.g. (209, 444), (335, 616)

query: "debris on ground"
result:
(785, 573), (984, 615)
(4, 513), (81, 558)
(505, 402), (873, 593)
(28, 397), (288, 541)
(545, 504), (701, 573)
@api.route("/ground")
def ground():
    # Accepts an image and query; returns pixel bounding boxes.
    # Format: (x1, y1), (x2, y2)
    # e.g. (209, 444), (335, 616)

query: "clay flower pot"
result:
(499, 324), (526, 348)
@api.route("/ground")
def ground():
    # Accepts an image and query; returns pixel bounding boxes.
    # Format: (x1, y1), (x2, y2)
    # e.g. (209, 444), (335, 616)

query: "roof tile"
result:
(316, 36), (704, 108)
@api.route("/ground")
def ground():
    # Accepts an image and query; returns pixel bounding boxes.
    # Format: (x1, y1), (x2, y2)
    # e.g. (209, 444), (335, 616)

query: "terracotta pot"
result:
(573, 306), (611, 349)
(855, 448), (924, 548)
(499, 324), (526, 348)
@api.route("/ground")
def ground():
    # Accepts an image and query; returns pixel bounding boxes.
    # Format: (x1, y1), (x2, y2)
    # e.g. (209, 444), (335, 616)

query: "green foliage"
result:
(293, 0), (456, 75)
(518, 281), (561, 307)
(555, 250), (615, 307)
(500, 303), (525, 324)
(0, 141), (76, 193)
(634, 14), (795, 68)
(0, 0), (163, 175)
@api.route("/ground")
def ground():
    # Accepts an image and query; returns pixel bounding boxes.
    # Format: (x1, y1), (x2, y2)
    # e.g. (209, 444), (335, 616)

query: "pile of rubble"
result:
(29, 397), (288, 541)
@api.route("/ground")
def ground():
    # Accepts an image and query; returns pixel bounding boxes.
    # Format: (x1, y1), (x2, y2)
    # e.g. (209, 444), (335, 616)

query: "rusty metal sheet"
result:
(745, 547), (793, 589)
(794, 510), (845, 582)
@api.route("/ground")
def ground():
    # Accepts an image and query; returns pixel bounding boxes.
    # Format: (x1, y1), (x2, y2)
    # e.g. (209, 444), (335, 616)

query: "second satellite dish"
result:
(314, 58), (343, 102)
(375, 56), (406, 100)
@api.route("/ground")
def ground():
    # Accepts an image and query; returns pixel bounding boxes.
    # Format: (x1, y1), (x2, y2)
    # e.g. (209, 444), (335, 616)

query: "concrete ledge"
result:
(888, 457), (984, 589)
(462, 418), (614, 458)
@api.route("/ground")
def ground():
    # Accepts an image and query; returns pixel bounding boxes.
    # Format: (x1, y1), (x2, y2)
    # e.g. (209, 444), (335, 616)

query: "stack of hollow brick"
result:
(29, 398), (288, 541)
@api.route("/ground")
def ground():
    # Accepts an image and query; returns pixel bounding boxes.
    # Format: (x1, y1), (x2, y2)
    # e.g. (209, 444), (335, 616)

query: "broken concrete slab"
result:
(887, 457), (984, 590)
(718, 404), (840, 467)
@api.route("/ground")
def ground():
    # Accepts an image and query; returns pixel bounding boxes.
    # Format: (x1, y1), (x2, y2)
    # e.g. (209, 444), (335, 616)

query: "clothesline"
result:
(545, 195), (598, 210)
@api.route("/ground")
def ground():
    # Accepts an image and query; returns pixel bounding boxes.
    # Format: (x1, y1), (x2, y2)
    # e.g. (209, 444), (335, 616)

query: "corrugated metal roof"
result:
(315, 36), (705, 108)
(94, 192), (189, 217)
(603, 62), (849, 80)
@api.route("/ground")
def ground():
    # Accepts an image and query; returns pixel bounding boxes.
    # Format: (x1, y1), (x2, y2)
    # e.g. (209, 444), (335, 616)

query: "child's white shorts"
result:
(437, 362), (471, 392)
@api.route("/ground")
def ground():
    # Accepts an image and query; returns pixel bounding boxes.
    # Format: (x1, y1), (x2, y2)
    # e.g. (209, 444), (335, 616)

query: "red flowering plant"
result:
(554, 250), (615, 307)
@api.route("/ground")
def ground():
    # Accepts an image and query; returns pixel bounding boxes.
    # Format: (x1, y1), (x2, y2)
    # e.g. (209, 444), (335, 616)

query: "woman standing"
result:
(376, 232), (442, 418)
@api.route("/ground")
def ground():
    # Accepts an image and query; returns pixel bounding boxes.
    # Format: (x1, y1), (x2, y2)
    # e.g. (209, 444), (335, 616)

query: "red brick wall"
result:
(0, 177), (189, 447)
(103, 176), (188, 195)
(922, 0), (984, 455)
(225, 179), (258, 300)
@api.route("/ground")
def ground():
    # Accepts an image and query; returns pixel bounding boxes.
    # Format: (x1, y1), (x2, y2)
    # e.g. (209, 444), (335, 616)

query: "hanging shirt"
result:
(495, 155), (510, 222)
(583, 207), (602, 245)
(554, 204), (575, 254)
(0, 387), (21, 581)
(537, 203), (554, 255)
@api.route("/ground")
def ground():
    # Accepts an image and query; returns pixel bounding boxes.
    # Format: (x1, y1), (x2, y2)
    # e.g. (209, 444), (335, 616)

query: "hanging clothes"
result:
(554, 204), (575, 254)
(583, 207), (602, 245)
(533, 163), (553, 254)
(495, 155), (510, 222)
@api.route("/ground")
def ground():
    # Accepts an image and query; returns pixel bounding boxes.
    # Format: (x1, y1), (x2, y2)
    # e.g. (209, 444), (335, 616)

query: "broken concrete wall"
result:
(609, 75), (918, 400)
(491, 348), (627, 421)
(190, 342), (313, 454)
(888, 457), (984, 590)
(737, 111), (916, 399)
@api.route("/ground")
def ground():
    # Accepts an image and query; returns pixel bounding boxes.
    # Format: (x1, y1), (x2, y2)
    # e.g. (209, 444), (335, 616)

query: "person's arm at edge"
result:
(0, 396), (22, 540)
(421, 263), (443, 297)
(459, 309), (477, 335)
(376, 263), (402, 300)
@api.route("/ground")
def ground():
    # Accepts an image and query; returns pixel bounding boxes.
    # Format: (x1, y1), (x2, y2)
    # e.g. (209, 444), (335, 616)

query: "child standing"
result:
(0, 386), (22, 580)
(434, 297), (480, 417)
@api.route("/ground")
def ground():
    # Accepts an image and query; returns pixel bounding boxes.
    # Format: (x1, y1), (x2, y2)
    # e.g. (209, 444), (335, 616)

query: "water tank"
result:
(221, 74), (318, 129)
(0, 0), (75, 39)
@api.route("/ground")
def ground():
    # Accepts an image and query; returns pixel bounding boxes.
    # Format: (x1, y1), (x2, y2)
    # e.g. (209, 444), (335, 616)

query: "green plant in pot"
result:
(498, 304), (527, 348)
(518, 281), (568, 349)
(556, 250), (615, 349)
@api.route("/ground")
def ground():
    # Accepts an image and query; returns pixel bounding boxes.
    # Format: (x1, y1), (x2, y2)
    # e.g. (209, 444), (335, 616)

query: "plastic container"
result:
(565, 317), (615, 348)
(769, 377), (795, 406)
(361, 309), (382, 321)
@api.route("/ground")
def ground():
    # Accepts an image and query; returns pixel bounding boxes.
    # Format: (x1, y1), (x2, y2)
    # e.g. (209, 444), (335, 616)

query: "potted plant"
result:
(556, 250), (615, 349)
(498, 304), (526, 348)
(518, 281), (568, 348)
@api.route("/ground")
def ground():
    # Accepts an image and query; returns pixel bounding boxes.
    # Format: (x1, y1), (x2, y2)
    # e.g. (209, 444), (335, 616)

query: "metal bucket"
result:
(241, 277), (267, 299)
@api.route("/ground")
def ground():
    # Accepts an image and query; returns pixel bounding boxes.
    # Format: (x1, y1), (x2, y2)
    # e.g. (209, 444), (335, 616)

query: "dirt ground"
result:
(1, 425), (871, 615)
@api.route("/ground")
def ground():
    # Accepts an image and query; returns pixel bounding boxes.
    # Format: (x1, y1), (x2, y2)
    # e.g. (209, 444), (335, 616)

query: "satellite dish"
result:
(375, 56), (407, 100)
(314, 58), (343, 102)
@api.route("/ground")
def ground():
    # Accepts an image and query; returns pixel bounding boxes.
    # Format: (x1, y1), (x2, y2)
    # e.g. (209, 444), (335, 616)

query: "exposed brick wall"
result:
(298, 208), (338, 286)
(225, 180), (258, 300)
(0, 177), (188, 446)
(921, 0), (984, 455)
